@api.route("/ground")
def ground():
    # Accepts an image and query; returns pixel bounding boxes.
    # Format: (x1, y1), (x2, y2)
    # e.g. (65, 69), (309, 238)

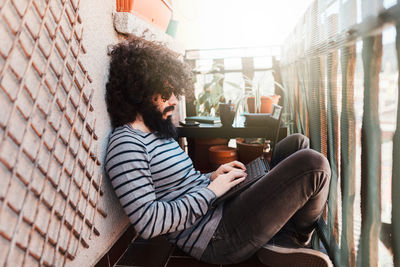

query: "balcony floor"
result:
(114, 236), (266, 267)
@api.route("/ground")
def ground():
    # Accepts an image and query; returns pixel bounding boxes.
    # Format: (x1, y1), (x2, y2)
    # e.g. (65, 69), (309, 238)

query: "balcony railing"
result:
(280, 1), (400, 266)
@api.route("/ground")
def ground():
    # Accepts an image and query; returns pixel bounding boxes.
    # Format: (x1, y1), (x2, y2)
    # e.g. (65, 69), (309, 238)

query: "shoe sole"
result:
(257, 244), (333, 267)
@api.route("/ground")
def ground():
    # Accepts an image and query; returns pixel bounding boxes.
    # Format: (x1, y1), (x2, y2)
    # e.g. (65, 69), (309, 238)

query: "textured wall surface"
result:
(67, 0), (130, 266)
(0, 0), (184, 266)
(0, 0), (121, 266)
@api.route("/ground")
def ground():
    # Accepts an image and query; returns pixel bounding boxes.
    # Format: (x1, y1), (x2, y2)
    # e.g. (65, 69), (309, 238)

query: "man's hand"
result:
(207, 169), (247, 198)
(211, 160), (246, 181)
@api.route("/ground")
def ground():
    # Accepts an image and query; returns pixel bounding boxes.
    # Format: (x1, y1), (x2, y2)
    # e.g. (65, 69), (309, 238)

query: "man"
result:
(105, 36), (332, 266)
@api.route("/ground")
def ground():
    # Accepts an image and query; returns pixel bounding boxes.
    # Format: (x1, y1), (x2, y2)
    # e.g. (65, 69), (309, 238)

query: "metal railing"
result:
(280, 1), (400, 266)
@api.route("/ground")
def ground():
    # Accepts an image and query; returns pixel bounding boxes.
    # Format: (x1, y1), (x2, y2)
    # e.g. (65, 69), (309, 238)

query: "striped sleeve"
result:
(106, 138), (216, 239)
(203, 172), (212, 181)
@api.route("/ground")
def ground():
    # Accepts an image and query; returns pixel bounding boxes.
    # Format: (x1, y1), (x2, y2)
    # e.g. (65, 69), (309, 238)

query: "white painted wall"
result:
(72, 2), (185, 265)
(68, 1), (129, 266)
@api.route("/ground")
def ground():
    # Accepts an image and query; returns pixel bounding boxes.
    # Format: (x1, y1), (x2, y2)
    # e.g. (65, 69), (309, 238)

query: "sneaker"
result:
(257, 244), (333, 267)
(267, 229), (312, 249)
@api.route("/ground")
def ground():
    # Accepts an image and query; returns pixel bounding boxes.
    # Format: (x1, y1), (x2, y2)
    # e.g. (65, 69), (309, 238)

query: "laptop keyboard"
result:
(231, 157), (267, 191)
(246, 157), (267, 180)
(211, 156), (270, 208)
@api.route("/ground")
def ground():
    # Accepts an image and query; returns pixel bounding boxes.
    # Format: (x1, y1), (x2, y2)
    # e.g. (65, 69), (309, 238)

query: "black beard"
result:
(141, 103), (177, 139)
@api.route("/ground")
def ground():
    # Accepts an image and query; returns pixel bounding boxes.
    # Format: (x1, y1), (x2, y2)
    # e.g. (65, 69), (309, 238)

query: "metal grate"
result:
(0, 0), (106, 266)
(280, 1), (399, 266)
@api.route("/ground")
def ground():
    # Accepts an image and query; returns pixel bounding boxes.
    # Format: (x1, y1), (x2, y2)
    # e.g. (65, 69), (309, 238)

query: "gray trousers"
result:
(200, 134), (331, 264)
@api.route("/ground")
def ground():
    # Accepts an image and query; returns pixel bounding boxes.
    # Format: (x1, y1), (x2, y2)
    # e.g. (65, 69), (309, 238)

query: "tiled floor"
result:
(114, 236), (266, 267)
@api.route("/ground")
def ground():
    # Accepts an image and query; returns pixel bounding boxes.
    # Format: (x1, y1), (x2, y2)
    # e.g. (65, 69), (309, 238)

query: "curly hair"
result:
(105, 36), (194, 128)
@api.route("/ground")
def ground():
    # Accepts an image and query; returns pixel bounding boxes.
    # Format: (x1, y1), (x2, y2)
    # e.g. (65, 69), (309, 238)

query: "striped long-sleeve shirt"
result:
(105, 124), (223, 259)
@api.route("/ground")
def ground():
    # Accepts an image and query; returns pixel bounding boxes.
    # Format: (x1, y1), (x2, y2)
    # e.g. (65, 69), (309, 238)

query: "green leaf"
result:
(274, 81), (287, 92)
(212, 63), (224, 71)
(203, 82), (212, 90)
(213, 73), (225, 80)
(204, 101), (210, 112)
(225, 81), (243, 90)
(199, 91), (210, 103)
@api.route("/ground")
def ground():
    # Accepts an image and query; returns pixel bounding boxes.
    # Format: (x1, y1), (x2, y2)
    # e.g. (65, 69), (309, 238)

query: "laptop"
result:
(211, 156), (270, 208)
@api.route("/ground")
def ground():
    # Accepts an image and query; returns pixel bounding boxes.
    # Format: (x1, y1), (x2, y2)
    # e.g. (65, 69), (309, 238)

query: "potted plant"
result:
(243, 74), (281, 114)
(235, 75), (281, 163)
(194, 63), (226, 117)
(236, 138), (271, 164)
(188, 67), (285, 169)
(189, 63), (231, 172)
(260, 95), (281, 113)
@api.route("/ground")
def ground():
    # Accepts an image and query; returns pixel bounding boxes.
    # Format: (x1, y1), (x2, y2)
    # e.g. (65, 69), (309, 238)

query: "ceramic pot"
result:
(209, 145), (238, 170)
(247, 96), (256, 113)
(116, 0), (134, 12)
(236, 138), (264, 165)
(260, 95), (280, 113)
(116, 0), (172, 31)
(192, 138), (229, 173)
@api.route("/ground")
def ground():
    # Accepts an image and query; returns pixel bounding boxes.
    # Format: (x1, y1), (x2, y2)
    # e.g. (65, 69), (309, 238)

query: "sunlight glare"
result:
(175, 0), (315, 49)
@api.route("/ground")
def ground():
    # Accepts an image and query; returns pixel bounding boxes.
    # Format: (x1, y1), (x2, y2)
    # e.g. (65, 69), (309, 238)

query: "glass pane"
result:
(224, 57), (242, 70)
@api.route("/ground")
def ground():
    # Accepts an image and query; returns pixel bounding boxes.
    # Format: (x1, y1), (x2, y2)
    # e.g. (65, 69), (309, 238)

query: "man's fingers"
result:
(231, 177), (246, 186)
(222, 165), (234, 173)
(227, 169), (247, 181)
(229, 160), (246, 171)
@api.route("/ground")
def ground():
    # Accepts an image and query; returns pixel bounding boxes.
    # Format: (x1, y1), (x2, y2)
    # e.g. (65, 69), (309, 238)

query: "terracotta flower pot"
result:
(116, 0), (172, 31)
(236, 138), (264, 165)
(260, 95), (280, 114)
(209, 145), (238, 170)
(193, 138), (229, 173)
(116, 0), (134, 12)
(247, 96), (256, 113)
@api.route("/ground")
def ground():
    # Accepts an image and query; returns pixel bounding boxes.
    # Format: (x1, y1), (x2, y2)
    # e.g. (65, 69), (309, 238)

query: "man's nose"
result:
(168, 93), (178, 106)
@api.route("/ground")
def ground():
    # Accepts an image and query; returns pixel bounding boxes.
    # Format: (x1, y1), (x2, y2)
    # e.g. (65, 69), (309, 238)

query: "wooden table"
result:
(177, 123), (282, 139)
(177, 121), (288, 172)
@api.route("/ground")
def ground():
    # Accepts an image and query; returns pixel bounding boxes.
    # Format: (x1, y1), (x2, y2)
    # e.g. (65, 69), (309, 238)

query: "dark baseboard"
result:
(95, 225), (138, 267)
